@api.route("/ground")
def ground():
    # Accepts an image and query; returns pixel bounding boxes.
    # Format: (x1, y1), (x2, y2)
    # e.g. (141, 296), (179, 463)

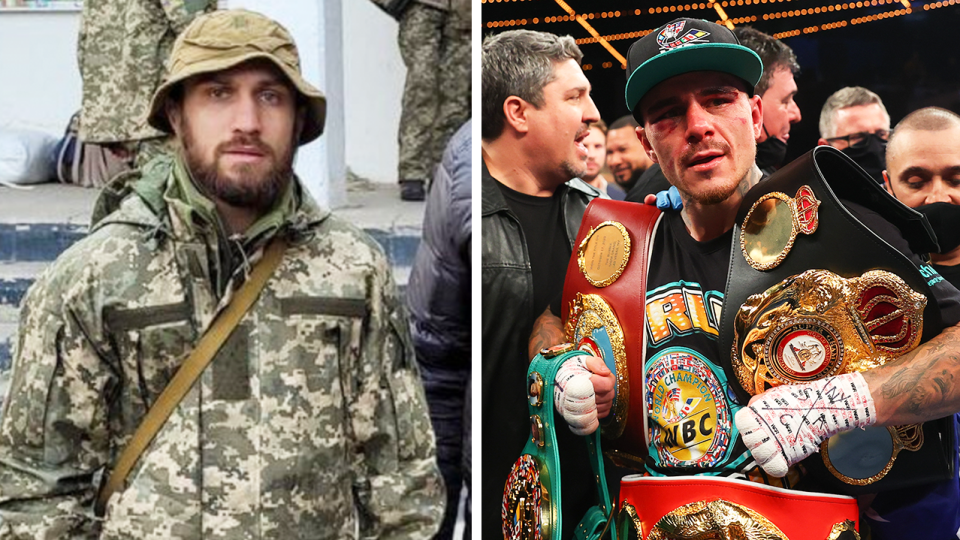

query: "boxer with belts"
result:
(540, 17), (960, 539)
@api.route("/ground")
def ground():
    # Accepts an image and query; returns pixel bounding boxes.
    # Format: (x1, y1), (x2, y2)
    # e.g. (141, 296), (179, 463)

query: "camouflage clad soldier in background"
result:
(77, 0), (216, 171)
(0, 9), (443, 539)
(396, 0), (471, 201)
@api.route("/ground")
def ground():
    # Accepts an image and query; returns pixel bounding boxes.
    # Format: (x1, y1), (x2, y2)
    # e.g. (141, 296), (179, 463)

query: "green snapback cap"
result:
(625, 18), (762, 116)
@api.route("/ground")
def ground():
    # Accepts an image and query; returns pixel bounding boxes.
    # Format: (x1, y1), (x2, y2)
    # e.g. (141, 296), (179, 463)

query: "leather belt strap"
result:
(95, 237), (287, 516)
(561, 199), (662, 464)
(619, 475), (859, 539)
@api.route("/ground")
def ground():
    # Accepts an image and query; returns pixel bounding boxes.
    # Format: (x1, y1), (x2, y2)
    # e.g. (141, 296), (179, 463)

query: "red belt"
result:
(619, 475), (859, 539)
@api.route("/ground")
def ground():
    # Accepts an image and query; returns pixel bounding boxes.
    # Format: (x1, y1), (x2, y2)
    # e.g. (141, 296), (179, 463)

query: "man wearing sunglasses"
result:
(818, 86), (891, 184)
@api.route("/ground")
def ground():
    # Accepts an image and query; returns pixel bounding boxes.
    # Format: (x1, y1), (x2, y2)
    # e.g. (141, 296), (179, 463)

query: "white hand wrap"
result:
(554, 355), (599, 436)
(735, 372), (877, 477)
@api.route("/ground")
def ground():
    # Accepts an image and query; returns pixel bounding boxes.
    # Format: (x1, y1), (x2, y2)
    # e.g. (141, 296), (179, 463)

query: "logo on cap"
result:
(657, 20), (711, 52)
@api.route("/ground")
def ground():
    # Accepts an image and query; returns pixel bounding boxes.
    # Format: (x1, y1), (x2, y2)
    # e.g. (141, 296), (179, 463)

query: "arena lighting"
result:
(760, 0), (905, 21)
(553, 0), (628, 67)
(576, 29), (654, 45)
(922, 0), (957, 8)
(713, 2), (736, 27)
(485, 1), (958, 73)
(772, 6), (911, 37)
(487, 9), (628, 27)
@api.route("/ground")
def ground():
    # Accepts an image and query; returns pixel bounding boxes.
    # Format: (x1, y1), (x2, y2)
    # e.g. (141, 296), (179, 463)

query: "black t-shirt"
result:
(642, 211), (752, 477)
(495, 180), (596, 539)
(935, 263), (960, 291)
(496, 181), (570, 316)
(625, 163), (672, 204)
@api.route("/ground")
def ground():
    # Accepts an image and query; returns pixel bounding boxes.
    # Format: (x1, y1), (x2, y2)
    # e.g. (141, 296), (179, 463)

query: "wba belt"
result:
(719, 146), (956, 493)
(618, 475), (859, 539)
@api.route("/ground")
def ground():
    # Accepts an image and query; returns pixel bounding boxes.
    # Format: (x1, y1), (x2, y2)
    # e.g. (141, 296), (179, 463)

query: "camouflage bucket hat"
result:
(147, 9), (326, 144)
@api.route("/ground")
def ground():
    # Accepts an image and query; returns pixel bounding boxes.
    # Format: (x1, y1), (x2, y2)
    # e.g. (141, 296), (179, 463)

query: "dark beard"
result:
(561, 159), (587, 183)
(181, 126), (294, 213)
(617, 166), (645, 192)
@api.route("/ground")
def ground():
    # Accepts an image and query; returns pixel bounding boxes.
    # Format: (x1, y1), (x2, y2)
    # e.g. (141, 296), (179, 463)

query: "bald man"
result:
(884, 106), (960, 287)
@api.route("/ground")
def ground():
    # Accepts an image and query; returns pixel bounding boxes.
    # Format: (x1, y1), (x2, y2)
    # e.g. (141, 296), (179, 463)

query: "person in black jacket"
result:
(406, 119), (472, 540)
(480, 29), (614, 539)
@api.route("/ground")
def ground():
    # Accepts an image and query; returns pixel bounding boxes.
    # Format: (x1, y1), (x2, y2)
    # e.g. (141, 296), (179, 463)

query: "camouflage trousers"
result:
(397, 3), (471, 183)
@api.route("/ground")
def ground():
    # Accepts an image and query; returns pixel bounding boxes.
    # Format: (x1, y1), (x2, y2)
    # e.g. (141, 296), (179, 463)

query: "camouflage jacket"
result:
(0, 156), (444, 539)
(77, 0), (215, 143)
(414, 0), (470, 15)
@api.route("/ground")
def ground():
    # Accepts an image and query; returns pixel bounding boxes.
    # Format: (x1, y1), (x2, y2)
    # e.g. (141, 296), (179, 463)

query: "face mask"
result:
(755, 125), (788, 170)
(842, 133), (887, 185)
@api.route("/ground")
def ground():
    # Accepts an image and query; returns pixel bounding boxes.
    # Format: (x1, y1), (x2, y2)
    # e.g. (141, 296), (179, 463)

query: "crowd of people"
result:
(483, 16), (960, 540)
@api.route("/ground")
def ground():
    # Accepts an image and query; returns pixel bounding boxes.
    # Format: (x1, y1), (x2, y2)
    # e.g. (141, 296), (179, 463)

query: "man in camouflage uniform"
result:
(0, 9), (443, 539)
(77, 0), (216, 174)
(396, 0), (471, 201)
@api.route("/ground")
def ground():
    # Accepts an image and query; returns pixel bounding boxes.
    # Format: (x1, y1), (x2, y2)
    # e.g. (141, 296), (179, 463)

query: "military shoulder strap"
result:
(95, 237), (288, 516)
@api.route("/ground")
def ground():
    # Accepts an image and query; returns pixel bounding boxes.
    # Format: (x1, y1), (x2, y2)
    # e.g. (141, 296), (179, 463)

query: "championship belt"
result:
(560, 199), (662, 470)
(719, 145), (957, 493)
(502, 346), (618, 540)
(618, 475), (860, 539)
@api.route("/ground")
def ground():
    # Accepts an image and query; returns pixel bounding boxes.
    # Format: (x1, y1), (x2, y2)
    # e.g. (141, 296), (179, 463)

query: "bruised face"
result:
(169, 60), (299, 212)
(637, 71), (762, 205)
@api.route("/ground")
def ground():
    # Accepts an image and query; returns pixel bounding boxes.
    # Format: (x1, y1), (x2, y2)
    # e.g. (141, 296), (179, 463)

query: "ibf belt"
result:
(618, 475), (859, 539)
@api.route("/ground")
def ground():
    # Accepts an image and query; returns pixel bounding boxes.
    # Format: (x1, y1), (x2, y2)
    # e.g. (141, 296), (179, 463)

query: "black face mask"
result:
(755, 126), (788, 170)
(842, 133), (887, 185)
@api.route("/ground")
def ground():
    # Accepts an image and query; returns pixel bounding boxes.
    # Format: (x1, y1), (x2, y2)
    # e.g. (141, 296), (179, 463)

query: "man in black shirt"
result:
(884, 107), (960, 288)
(480, 29), (614, 539)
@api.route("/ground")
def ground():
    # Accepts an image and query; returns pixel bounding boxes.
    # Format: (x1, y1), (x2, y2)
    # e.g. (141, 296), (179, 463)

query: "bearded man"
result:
(0, 9), (443, 539)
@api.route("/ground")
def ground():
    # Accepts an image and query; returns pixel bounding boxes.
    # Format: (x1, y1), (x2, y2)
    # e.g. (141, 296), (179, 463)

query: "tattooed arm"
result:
(527, 306), (566, 362)
(862, 322), (960, 425)
(736, 322), (960, 477)
(527, 306), (616, 428)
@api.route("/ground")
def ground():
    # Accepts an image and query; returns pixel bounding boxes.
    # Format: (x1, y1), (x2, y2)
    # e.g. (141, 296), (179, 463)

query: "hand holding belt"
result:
(735, 372), (877, 477)
(560, 199), (662, 466)
(555, 354), (615, 436)
(720, 147), (955, 494)
(502, 346), (617, 540)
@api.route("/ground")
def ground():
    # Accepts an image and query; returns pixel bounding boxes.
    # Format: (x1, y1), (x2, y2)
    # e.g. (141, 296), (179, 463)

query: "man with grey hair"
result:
(819, 86), (891, 183)
(481, 28), (612, 539)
